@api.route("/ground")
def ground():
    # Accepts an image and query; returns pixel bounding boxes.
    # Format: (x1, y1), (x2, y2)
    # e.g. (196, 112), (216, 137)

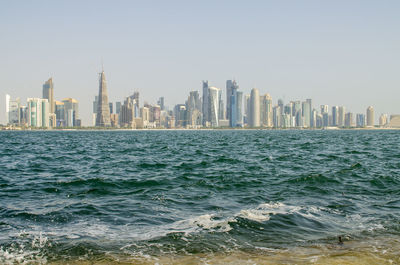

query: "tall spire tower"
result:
(43, 78), (54, 114)
(95, 70), (111, 127)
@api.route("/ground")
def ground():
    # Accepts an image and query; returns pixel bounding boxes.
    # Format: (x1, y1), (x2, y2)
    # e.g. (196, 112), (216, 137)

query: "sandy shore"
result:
(47, 237), (400, 265)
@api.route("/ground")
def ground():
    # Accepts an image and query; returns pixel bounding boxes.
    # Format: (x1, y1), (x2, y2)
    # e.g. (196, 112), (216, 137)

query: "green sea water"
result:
(0, 130), (399, 264)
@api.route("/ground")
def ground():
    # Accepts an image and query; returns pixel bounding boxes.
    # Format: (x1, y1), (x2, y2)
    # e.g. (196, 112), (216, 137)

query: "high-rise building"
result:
(226, 80), (239, 126)
(260, 94), (273, 127)
(43, 78), (55, 114)
(187, 91), (202, 127)
(388, 115), (400, 128)
(379, 114), (388, 127)
(202, 81), (209, 126)
(5, 95), (20, 125)
(115, 102), (121, 114)
(5, 94), (10, 124)
(366, 106), (374, 127)
(218, 98), (225, 121)
(311, 109), (317, 128)
(109, 103), (113, 114)
(95, 70), (111, 127)
(302, 100), (311, 127)
(356, 114), (366, 127)
(345, 112), (354, 127)
(27, 98), (49, 128)
(236, 91), (243, 126)
(55, 101), (65, 127)
(292, 101), (301, 127)
(208, 86), (220, 127)
(322, 113), (329, 127)
(228, 81), (238, 127)
(158, 97), (165, 111)
(249, 88), (260, 127)
(278, 99), (284, 116)
(332, 106), (339, 126)
(338, 106), (346, 127)
(62, 98), (79, 127)
(120, 96), (136, 128)
(244, 94), (250, 125)
(19, 106), (28, 126)
(320, 105), (329, 115)
(273, 105), (281, 128)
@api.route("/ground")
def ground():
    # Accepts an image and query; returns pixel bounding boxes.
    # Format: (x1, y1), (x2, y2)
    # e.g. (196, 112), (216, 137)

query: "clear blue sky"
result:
(1, 0), (400, 125)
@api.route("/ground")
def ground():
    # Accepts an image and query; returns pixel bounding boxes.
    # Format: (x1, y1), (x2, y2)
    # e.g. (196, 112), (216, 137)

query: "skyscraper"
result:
(27, 98), (49, 128)
(226, 80), (239, 125)
(5, 94), (10, 125)
(332, 106), (339, 126)
(62, 98), (79, 127)
(244, 94), (250, 125)
(366, 106), (374, 127)
(55, 101), (65, 127)
(109, 103), (113, 114)
(249, 88), (260, 127)
(260, 94), (272, 127)
(202, 81), (209, 126)
(226, 80), (233, 121)
(229, 81), (238, 127)
(43, 78), (55, 114)
(302, 100), (311, 127)
(236, 91), (243, 126)
(208, 86), (220, 127)
(356, 114), (366, 127)
(96, 71), (111, 127)
(379, 114), (388, 127)
(5, 94), (20, 125)
(187, 91), (202, 127)
(345, 112), (354, 127)
(338, 106), (346, 127)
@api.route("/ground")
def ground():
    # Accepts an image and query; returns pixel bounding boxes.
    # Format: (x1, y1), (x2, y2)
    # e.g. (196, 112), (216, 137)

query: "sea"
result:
(0, 130), (399, 264)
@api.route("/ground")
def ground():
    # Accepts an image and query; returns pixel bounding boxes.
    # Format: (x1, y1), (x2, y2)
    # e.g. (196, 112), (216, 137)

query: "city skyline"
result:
(4, 71), (400, 129)
(1, 1), (400, 125)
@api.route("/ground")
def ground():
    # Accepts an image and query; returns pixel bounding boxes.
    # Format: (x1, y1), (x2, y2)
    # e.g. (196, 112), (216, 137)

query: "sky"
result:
(1, 0), (400, 125)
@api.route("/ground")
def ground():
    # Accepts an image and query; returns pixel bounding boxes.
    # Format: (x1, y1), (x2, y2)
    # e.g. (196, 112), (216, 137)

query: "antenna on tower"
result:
(101, 57), (104, 72)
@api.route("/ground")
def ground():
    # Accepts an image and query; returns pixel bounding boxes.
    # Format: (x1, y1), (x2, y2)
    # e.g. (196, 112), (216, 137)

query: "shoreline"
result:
(1, 127), (400, 131)
(44, 237), (400, 265)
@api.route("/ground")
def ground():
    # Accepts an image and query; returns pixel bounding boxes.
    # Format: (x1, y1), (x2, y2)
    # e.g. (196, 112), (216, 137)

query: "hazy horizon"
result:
(1, 0), (399, 125)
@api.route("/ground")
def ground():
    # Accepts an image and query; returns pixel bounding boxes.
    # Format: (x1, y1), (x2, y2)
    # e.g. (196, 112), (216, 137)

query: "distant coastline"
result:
(1, 126), (399, 131)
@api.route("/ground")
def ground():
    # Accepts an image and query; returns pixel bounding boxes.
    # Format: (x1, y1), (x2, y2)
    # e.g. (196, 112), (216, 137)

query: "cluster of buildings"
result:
(4, 70), (400, 129)
(5, 78), (80, 128)
(92, 71), (399, 129)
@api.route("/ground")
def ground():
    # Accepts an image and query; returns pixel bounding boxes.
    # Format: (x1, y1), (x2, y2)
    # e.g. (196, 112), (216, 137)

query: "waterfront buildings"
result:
(95, 70), (111, 127)
(366, 106), (374, 127)
(332, 106), (339, 127)
(345, 112), (354, 127)
(356, 114), (366, 127)
(379, 114), (388, 127)
(5, 94), (21, 125)
(62, 98), (79, 127)
(42, 78), (55, 114)
(338, 106), (345, 127)
(27, 98), (49, 128)
(260, 94), (273, 127)
(202, 81), (209, 126)
(55, 101), (65, 127)
(227, 80), (239, 127)
(208, 86), (220, 127)
(4, 72), (394, 130)
(388, 115), (400, 128)
(249, 88), (260, 127)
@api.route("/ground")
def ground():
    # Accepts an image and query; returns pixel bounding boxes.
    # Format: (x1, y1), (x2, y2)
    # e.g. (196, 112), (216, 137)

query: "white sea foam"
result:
(0, 231), (49, 264)
(236, 202), (321, 223)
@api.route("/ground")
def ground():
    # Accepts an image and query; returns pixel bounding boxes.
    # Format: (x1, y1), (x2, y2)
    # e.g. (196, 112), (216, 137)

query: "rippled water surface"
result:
(0, 130), (399, 264)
